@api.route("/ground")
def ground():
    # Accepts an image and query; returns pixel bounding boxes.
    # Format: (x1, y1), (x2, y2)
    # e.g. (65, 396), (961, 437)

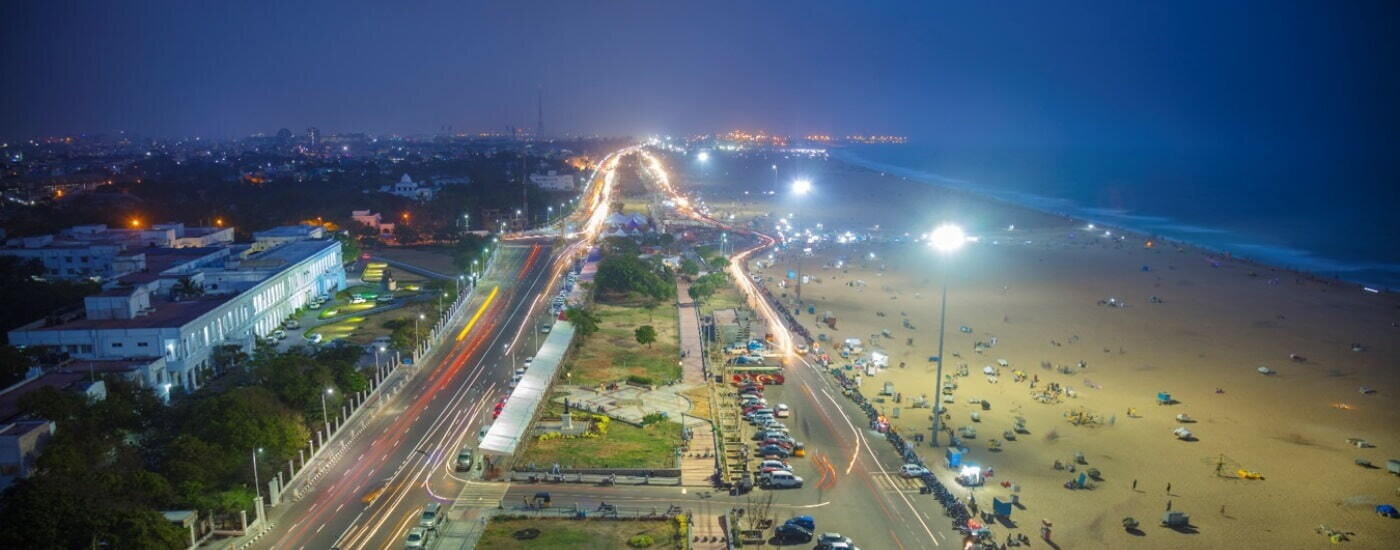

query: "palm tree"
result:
(564, 306), (601, 337)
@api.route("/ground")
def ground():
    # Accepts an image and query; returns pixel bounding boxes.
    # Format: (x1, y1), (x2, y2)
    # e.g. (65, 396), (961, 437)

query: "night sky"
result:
(2, 0), (1397, 154)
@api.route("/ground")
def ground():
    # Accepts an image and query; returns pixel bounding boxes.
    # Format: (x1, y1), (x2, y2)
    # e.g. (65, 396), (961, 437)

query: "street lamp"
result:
(252, 448), (264, 503)
(321, 388), (334, 436)
(416, 313), (425, 350)
(791, 178), (812, 195)
(789, 179), (813, 303)
(927, 223), (967, 447)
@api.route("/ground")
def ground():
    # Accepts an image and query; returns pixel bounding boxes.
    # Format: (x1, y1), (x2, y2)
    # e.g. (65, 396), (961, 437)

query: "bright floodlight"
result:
(791, 179), (812, 195)
(696, 151), (710, 162)
(929, 224), (967, 253)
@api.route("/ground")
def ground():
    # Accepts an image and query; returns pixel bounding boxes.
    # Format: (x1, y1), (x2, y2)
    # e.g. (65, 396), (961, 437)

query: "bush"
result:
(640, 412), (668, 426)
(627, 534), (655, 548)
(626, 374), (654, 386)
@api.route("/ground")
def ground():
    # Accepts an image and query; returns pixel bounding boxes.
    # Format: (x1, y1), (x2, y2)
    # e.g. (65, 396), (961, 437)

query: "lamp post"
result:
(415, 313), (425, 350)
(251, 447), (263, 503)
(927, 224), (966, 447)
(321, 388), (334, 436)
(790, 179), (812, 305)
(375, 345), (386, 379)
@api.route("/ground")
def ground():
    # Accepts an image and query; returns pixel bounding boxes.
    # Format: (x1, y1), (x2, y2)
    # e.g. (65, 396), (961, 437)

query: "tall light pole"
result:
(790, 179), (812, 305)
(251, 447), (263, 503)
(415, 313), (425, 350)
(321, 388), (334, 436)
(927, 224), (966, 447)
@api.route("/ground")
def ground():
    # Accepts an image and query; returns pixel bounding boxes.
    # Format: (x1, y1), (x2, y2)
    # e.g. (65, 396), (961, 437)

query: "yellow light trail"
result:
(455, 286), (499, 341)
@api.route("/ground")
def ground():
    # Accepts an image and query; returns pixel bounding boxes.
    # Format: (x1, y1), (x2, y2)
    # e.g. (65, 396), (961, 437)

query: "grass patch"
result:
(567, 303), (680, 387)
(518, 404), (682, 469)
(680, 386), (713, 420)
(478, 517), (679, 550)
(702, 283), (745, 313)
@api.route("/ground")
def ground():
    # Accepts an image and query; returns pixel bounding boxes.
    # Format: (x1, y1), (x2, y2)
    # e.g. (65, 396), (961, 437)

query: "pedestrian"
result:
(1132, 479), (1138, 490)
(1166, 482), (1172, 494)
(1220, 504), (1226, 515)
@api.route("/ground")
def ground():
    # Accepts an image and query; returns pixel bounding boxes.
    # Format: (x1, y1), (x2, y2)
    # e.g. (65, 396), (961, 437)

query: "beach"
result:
(681, 153), (1400, 548)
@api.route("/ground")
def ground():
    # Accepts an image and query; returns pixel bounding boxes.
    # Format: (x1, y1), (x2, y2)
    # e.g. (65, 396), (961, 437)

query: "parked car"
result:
(350, 296), (367, 304)
(272, 329), (287, 340)
(524, 356), (534, 367)
(306, 333), (324, 344)
(899, 464), (931, 478)
(404, 527), (432, 549)
(775, 403), (790, 418)
(760, 439), (795, 450)
(774, 523), (813, 543)
(784, 515), (816, 531)
(419, 502), (444, 529)
(757, 444), (791, 459)
(309, 302), (322, 310)
(539, 324), (552, 334)
(816, 532), (853, 549)
(758, 460), (791, 474)
(284, 320), (301, 329)
(455, 448), (474, 471)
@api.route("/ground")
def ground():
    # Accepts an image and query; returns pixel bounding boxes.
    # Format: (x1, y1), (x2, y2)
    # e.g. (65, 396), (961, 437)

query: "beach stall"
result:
(1156, 391), (1173, 405)
(957, 465), (985, 486)
(947, 448), (965, 468)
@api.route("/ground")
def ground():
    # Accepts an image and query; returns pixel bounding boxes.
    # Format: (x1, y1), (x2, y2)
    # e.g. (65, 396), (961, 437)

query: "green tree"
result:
(634, 325), (657, 348)
(679, 258), (700, 277)
(336, 231), (362, 262)
(564, 306), (601, 337)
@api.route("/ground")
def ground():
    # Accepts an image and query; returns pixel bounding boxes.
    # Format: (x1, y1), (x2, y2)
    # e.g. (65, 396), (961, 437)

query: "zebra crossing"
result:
(868, 471), (925, 492)
(452, 480), (510, 509)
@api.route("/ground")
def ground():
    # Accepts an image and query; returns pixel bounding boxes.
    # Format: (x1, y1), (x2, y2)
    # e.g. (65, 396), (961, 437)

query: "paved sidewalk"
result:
(676, 280), (707, 384)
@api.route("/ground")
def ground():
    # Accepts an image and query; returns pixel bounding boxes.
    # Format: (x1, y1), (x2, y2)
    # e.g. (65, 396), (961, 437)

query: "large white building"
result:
(529, 170), (575, 191)
(0, 223), (234, 281)
(8, 233), (346, 394)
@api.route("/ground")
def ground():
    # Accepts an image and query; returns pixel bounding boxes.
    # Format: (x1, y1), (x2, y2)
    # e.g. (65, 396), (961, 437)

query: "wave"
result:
(832, 148), (1400, 289)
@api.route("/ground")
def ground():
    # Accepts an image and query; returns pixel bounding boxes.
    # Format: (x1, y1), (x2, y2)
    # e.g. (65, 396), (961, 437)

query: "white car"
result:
(509, 374), (522, 388)
(899, 464), (931, 478)
(524, 356), (534, 366)
(775, 403), (790, 418)
(404, 527), (432, 548)
(309, 301), (322, 310)
(761, 470), (803, 489)
(306, 333), (324, 344)
(350, 296), (366, 304)
(272, 329), (287, 340)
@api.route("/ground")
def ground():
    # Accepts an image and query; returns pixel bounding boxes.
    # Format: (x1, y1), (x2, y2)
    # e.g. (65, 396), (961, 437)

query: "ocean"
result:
(834, 144), (1400, 290)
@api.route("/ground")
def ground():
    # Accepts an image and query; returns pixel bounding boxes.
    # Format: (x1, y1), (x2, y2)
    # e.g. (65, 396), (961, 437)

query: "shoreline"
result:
(831, 147), (1400, 292)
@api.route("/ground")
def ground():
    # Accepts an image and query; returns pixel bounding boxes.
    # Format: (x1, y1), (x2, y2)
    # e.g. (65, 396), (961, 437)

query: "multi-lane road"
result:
(259, 147), (952, 549)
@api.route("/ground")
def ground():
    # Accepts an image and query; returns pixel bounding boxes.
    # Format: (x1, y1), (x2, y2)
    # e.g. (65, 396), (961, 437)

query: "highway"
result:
(257, 242), (554, 550)
(258, 148), (630, 550)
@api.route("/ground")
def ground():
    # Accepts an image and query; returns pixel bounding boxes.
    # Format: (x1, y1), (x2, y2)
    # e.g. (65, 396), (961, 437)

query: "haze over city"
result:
(1, 2), (1398, 549)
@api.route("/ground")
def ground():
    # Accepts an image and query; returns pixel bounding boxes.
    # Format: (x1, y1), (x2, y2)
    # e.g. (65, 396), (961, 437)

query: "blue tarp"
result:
(1156, 391), (1172, 404)
(993, 498), (1013, 517)
(946, 448), (963, 468)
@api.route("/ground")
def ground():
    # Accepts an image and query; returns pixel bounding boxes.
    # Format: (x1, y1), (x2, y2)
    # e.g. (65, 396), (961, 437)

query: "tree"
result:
(171, 276), (205, 300)
(394, 223), (421, 244)
(634, 325), (657, 348)
(565, 306), (601, 337)
(335, 231), (362, 262)
(0, 345), (34, 388)
(679, 258), (700, 277)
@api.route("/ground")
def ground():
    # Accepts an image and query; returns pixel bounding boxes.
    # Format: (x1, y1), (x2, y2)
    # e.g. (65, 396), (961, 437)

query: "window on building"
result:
(111, 342), (123, 348)
(137, 342), (149, 347)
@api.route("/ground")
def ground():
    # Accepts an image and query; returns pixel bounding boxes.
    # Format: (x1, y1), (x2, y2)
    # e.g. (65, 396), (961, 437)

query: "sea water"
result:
(835, 144), (1400, 290)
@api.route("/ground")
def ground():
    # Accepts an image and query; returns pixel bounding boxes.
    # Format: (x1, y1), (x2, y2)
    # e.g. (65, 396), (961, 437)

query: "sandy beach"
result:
(680, 153), (1400, 548)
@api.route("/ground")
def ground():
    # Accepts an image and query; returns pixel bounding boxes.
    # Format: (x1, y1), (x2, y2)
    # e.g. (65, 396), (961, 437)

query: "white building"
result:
(529, 170), (575, 191)
(8, 236), (346, 394)
(0, 223), (234, 281)
(380, 174), (435, 200)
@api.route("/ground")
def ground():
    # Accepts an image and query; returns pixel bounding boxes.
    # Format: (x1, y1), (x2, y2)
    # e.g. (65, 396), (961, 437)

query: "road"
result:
(257, 148), (632, 550)
(255, 242), (555, 550)
(632, 149), (955, 548)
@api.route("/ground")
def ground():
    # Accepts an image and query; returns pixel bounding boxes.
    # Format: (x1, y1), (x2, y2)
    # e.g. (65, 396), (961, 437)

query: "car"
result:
(404, 527), (432, 549)
(455, 448), (474, 471)
(899, 464), (931, 478)
(272, 329), (287, 339)
(306, 333), (324, 344)
(514, 367), (526, 377)
(376, 294), (395, 303)
(775, 403), (790, 418)
(262, 337), (279, 346)
(817, 532), (853, 549)
(477, 423), (492, 441)
(539, 324), (552, 334)
(760, 439), (795, 450)
(743, 404), (769, 415)
(747, 413), (774, 424)
(284, 320), (301, 329)
(524, 356), (534, 366)
(784, 515), (815, 531)
(738, 385), (763, 395)
(309, 301), (322, 310)
(763, 433), (796, 445)
(509, 374), (522, 388)
(757, 444), (791, 458)
(774, 523), (813, 543)
(350, 296), (367, 304)
(419, 502), (444, 529)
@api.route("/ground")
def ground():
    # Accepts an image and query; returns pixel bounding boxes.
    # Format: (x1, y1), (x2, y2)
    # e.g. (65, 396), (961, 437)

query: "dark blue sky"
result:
(2, 0), (1396, 153)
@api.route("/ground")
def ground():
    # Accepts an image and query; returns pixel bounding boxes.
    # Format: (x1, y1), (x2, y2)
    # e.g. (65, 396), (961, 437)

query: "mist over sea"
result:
(835, 144), (1400, 290)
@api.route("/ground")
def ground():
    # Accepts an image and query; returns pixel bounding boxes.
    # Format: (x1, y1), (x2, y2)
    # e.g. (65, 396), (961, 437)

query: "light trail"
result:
(455, 286), (499, 341)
